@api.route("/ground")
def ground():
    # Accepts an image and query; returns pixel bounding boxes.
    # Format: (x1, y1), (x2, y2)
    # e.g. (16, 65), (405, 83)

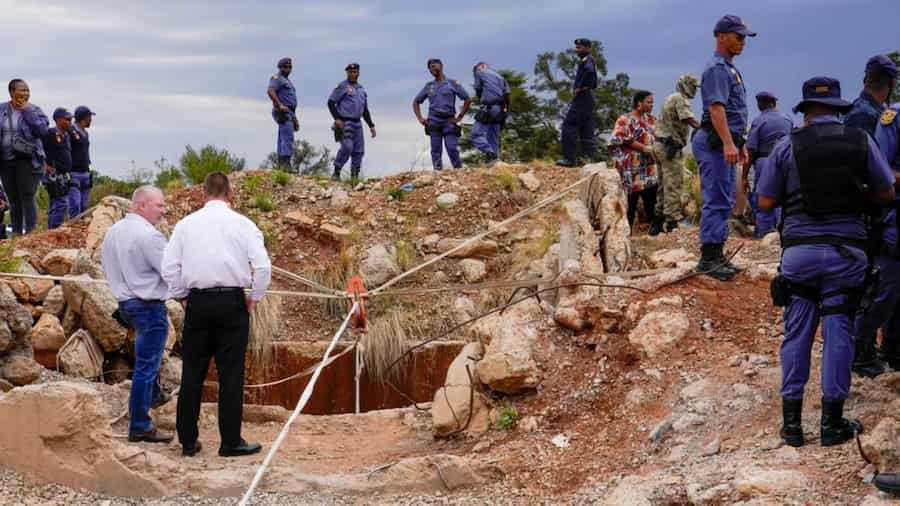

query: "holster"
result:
(702, 123), (746, 152)
(45, 173), (70, 199)
(660, 137), (683, 160)
(770, 274), (792, 307)
(275, 110), (288, 124)
(332, 125), (343, 143)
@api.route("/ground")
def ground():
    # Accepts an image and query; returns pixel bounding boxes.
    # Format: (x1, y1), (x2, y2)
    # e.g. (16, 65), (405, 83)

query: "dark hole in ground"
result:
(202, 341), (463, 415)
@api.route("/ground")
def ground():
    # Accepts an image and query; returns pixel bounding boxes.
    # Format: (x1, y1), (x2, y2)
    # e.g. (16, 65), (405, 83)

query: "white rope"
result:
(238, 301), (359, 506)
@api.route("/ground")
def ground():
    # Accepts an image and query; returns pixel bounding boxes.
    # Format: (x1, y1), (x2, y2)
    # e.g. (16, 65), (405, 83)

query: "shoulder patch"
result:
(881, 109), (897, 125)
(335, 83), (340, 89)
(272, 74), (280, 80)
(581, 57), (586, 62)
(455, 80), (461, 86)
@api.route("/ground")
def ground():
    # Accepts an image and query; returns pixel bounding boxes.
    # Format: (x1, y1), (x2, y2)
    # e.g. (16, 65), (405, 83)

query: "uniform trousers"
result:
(471, 105), (503, 156)
(177, 288), (250, 448)
(750, 157), (781, 238)
(692, 129), (735, 245)
(651, 140), (685, 222)
(560, 93), (595, 162)
(780, 244), (866, 401)
(68, 171), (91, 216)
(427, 117), (462, 170)
(334, 119), (365, 172)
(272, 110), (295, 159)
(854, 251), (900, 358)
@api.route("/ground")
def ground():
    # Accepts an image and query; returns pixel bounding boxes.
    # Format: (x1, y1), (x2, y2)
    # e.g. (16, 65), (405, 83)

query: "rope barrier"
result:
(238, 301), (359, 506)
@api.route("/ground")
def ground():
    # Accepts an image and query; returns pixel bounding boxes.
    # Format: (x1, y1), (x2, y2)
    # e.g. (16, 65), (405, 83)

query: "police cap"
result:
(865, 55), (898, 79)
(574, 38), (591, 47)
(713, 15), (757, 37)
(345, 63), (360, 71)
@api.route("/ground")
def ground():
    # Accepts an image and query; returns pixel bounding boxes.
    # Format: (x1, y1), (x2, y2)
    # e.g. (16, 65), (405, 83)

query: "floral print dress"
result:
(610, 113), (658, 194)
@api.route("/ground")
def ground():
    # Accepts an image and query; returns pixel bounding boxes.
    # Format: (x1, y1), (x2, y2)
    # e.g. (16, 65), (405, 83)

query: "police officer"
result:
(413, 59), (471, 170)
(757, 77), (895, 448)
(471, 62), (510, 164)
(844, 55), (897, 136)
(557, 38), (598, 168)
(692, 15), (755, 281)
(853, 100), (900, 382)
(741, 92), (793, 239)
(69, 105), (94, 217)
(267, 57), (299, 170)
(651, 74), (700, 235)
(42, 108), (73, 229)
(328, 63), (375, 181)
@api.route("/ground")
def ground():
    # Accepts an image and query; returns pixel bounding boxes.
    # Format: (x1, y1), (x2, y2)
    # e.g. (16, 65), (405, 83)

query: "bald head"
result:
(131, 185), (165, 225)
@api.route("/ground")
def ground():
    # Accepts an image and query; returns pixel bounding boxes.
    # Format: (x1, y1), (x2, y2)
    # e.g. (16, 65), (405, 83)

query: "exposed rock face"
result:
(30, 313), (66, 368)
(0, 382), (166, 496)
(57, 329), (104, 379)
(61, 276), (127, 353)
(452, 297), (476, 325)
(473, 298), (541, 394)
(628, 310), (691, 357)
(85, 196), (131, 258)
(580, 163), (631, 272)
(0, 282), (33, 348)
(459, 259), (487, 283)
(5, 263), (55, 303)
(360, 244), (401, 287)
(861, 418), (900, 472)
(0, 321), (11, 353)
(436, 238), (498, 259)
(0, 353), (42, 385)
(42, 285), (66, 317)
(733, 467), (808, 497)
(41, 248), (80, 276)
(432, 342), (488, 437)
(649, 248), (694, 268)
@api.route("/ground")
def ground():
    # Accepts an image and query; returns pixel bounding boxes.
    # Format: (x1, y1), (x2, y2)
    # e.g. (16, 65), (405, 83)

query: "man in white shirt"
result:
(100, 185), (173, 444)
(161, 172), (271, 457)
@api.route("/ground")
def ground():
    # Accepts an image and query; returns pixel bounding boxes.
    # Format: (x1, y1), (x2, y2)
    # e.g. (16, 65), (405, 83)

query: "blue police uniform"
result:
(559, 54), (598, 164)
(329, 79), (373, 177)
(746, 108), (793, 237)
(845, 91), (886, 137)
(41, 125), (72, 229)
(471, 67), (510, 159)
(856, 103), (900, 369)
(693, 50), (749, 251)
(268, 72), (298, 159)
(414, 78), (470, 169)
(759, 76), (895, 448)
(69, 119), (92, 216)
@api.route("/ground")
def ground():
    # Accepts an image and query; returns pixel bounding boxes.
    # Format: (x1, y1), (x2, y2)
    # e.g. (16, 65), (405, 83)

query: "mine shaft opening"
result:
(200, 341), (464, 415)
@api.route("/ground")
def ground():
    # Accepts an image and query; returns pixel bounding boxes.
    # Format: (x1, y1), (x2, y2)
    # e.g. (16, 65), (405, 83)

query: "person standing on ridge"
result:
(557, 38), (598, 168)
(267, 57), (299, 170)
(328, 63), (375, 181)
(413, 58), (471, 170)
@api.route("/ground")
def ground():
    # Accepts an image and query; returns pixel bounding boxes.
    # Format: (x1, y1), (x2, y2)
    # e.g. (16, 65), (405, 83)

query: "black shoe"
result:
(780, 398), (804, 447)
(820, 398), (863, 447)
(874, 473), (900, 495)
(714, 243), (743, 274)
(128, 428), (174, 444)
(219, 438), (262, 457)
(648, 217), (664, 236)
(697, 244), (738, 281)
(853, 333), (887, 378)
(182, 440), (202, 457)
(151, 390), (172, 409)
(556, 159), (577, 168)
(879, 337), (900, 371)
(665, 220), (679, 232)
(331, 168), (341, 181)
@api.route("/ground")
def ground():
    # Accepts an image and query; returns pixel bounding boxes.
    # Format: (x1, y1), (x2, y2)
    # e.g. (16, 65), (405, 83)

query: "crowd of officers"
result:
(0, 79), (95, 236)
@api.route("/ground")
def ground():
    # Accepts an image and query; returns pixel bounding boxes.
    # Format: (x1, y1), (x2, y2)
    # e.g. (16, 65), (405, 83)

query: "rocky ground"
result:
(0, 163), (899, 505)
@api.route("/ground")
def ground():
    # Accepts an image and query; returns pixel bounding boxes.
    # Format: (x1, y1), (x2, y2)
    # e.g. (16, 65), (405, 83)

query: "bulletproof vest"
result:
(784, 123), (869, 219)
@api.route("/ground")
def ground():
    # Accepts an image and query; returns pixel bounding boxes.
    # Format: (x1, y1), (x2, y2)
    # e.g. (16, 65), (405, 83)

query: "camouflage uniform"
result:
(652, 74), (699, 222)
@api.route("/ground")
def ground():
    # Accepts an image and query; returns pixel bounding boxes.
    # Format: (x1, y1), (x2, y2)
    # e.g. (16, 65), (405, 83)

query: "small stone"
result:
(459, 259), (487, 283)
(519, 416), (539, 432)
(436, 193), (459, 208)
(472, 441), (490, 453)
(518, 172), (541, 192)
(649, 419), (673, 443)
(551, 433), (569, 448)
(701, 438), (721, 456)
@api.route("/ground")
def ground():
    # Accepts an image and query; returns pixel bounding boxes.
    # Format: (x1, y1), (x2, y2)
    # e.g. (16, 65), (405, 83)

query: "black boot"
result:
(853, 331), (887, 378)
(874, 473), (900, 495)
(665, 220), (679, 232)
(715, 243), (744, 275)
(648, 216), (664, 236)
(278, 156), (291, 171)
(780, 398), (804, 447)
(697, 244), (738, 281)
(820, 398), (863, 447)
(879, 335), (900, 371)
(350, 168), (360, 181)
(556, 159), (577, 168)
(331, 167), (341, 181)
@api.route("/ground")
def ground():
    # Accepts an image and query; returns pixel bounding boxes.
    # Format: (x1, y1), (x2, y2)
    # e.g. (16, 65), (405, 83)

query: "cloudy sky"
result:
(3, 0), (897, 179)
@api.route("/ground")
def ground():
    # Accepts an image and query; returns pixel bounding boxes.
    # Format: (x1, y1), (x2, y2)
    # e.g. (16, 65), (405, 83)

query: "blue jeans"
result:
(119, 299), (168, 433)
(692, 129), (736, 245)
(780, 245), (866, 401)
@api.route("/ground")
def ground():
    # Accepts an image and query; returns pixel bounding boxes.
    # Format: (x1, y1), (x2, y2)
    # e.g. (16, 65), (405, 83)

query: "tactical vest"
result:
(785, 123), (869, 220)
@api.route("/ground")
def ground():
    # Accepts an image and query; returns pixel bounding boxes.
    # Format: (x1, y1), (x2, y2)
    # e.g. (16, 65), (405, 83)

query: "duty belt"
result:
(780, 235), (867, 252)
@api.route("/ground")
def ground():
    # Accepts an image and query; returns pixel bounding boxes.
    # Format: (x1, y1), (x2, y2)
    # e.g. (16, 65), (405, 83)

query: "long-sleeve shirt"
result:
(70, 123), (91, 172)
(161, 200), (271, 301)
(42, 127), (72, 173)
(101, 213), (169, 302)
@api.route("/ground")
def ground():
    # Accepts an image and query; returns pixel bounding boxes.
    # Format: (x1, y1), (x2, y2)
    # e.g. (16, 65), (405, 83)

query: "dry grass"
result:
(248, 294), (281, 374)
(510, 220), (559, 274)
(358, 310), (410, 384)
(307, 246), (358, 317)
(394, 239), (415, 271)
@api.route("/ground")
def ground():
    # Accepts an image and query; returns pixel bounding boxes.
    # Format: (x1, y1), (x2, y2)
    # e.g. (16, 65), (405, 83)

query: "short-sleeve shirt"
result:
(610, 113), (657, 193)
(875, 104), (900, 247)
(844, 91), (885, 137)
(268, 73), (297, 110)
(746, 109), (794, 157)
(655, 92), (695, 145)
(757, 115), (894, 241)
(700, 51), (748, 134)
(329, 80), (368, 119)
(473, 68), (510, 105)
(414, 78), (470, 118)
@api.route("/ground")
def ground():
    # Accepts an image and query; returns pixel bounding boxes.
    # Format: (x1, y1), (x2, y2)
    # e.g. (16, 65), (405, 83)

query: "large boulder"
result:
(70, 249), (105, 279)
(30, 313), (66, 368)
(42, 285), (66, 317)
(0, 321), (11, 353)
(41, 249), (79, 276)
(0, 282), (34, 347)
(436, 238), (498, 259)
(432, 342), (488, 437)
(860, 418), (900, 473)
(85, 195), (131, 258)
(473, 298), (542, 394)
(57, 329), (104, 379)
(4, 263), (54, 304)
(628, 310), (690, 357)
(61, 276), (127, 352)
(459, 259), (487, 283)
(0, 353), (42, 385)
(360, 244), (401, 287)
(0, 382), (166, 496)
(580, 163), (631, 272)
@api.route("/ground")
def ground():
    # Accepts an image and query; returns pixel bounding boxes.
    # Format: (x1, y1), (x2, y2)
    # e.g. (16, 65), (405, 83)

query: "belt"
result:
(431, 113), (454, 120)
(781, 235), (867, 251)
(339, 116), (361, 122)
(124, 298), (165, 304)
(190, 286), (243, 294)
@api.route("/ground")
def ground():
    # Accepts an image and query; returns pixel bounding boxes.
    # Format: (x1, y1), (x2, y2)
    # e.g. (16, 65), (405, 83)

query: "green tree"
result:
(261, 139), (333, 176)
(890, 51), (900, 104)
(179, 144), (245, 184)
(153, 157), (184, 190)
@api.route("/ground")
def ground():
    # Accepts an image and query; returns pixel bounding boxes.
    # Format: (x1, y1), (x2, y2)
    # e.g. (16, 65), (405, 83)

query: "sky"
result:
(2, 0), (898, 179)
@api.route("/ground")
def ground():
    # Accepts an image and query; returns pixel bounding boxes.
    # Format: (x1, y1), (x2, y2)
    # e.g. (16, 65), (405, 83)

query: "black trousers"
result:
(176, 289), (250, 448)
(627, 185), (659, 228)
(0, 158), (40, 235)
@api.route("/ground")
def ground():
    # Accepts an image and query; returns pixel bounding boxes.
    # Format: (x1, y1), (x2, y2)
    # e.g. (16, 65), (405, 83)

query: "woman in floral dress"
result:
(610, 90), (659, 231)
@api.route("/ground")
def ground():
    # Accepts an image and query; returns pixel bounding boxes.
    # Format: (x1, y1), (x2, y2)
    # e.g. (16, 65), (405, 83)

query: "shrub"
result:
(154, 167), (184, 190)
(179, 144), (245, 184)
(0, 240), (22, 273)
(271, 170), (292, 187)
(494, 169), (519, 193)
(496, 404), (519, 430)
(253, 192), (275, 212)
(244, 175), (263, 193)
(394, 239), (415, 270)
